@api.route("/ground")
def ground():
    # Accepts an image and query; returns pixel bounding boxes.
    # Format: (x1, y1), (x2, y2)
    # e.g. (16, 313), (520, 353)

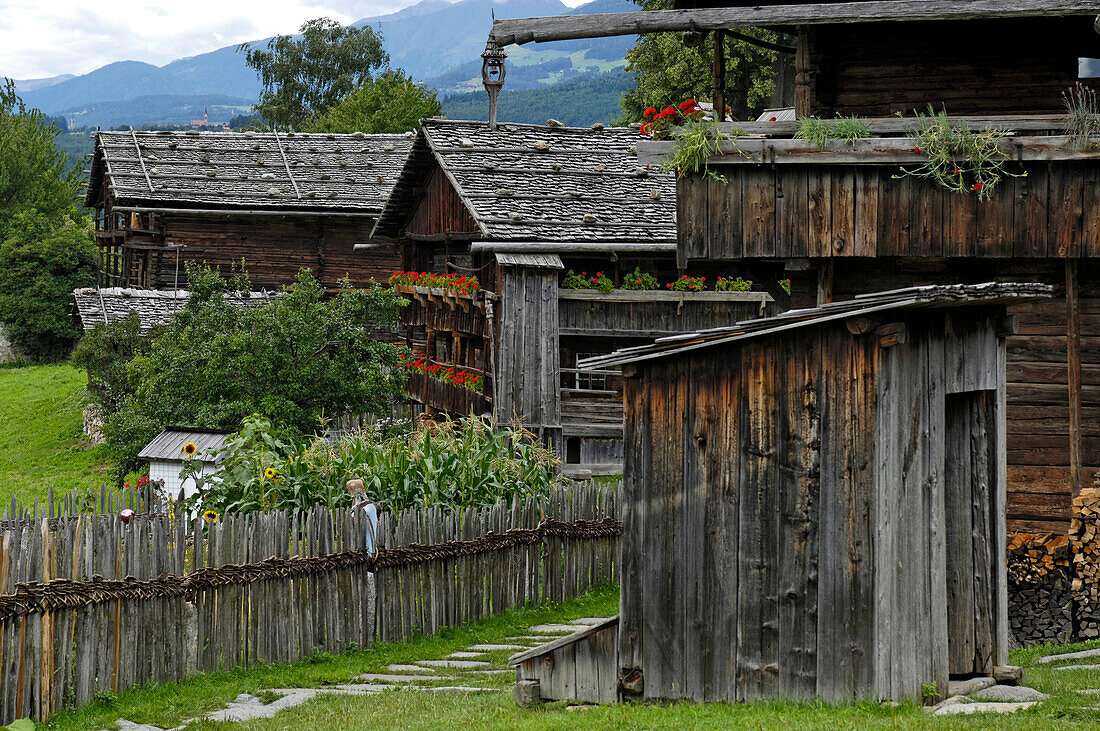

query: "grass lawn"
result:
(0, 363), (112, 507)
(38, 583), (1100, 731)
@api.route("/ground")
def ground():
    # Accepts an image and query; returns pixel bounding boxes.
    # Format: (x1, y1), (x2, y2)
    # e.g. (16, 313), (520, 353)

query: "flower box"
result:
(406, 372), (492, 416)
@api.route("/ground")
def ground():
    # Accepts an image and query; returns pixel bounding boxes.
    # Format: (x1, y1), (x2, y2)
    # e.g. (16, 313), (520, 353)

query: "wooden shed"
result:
(85, 130), (413, 290)
(572, 282), (1050, 703)
(371, 119), (773, 468)
(138, 428), (230, 500)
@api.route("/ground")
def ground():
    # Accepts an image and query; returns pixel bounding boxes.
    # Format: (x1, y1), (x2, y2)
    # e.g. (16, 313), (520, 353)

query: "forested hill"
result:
(441, 70), (633, 127)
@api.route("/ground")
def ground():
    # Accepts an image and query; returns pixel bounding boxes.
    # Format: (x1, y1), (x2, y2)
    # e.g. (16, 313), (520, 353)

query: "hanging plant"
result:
(642, 99), (743, 183)
(795, 115), (871, 148)
(1064, 82), (1100, 151)
(896, 107), (1023, 201)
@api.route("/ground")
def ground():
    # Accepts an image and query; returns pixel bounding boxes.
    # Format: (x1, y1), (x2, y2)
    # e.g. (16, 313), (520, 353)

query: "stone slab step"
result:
(1054, 663), (1100, 671)
(569, 617), (612, 625)
(417, 659), (491, 669)
(468, 643), (528, 651)
(447, 651), (485, 658)
(528, 624), (581, 634)
(972, 685), (1049, 702)
(1038, 647), (1100, 664)
(388, 664), (439, 673)
(932, 701), (1037, 716)
(357, 673), (443, 683)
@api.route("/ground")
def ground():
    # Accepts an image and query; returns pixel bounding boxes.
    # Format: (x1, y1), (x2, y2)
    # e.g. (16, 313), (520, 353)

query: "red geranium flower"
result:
(643, 107), (657, 119)
(972, 183), (984, 191)
(913, 147), (922, 155)
(769, 116), (778, 122)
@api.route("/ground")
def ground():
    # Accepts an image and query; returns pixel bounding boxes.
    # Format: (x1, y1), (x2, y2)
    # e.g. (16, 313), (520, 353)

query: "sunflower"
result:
(203, 510), (219, 524)
(264, 467), (276, 479)
(183, 442), (198, 456)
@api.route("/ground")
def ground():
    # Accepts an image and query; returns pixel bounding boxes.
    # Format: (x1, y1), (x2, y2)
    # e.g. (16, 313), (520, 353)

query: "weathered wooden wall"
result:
(146, 214), (399, 290)
(406, 167), (480, 239)
(558, 291), (771, 338)
(620, 309), (1008, 702)
(678, 161), (1100, 265)
(784, 259), (1096, 534)
(797, 18), (1094, 118)
(496, 266), (561, 443)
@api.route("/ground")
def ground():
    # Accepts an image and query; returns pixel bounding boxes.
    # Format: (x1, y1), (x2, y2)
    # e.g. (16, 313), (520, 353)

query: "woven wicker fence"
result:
(0, 482), (619, 723)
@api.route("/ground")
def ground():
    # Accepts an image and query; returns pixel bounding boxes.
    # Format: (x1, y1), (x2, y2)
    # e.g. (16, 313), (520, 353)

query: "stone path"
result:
(96, 617), (599, 730)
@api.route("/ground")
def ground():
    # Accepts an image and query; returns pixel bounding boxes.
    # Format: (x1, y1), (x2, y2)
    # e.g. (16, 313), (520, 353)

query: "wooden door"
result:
(944, 390), (997, 676)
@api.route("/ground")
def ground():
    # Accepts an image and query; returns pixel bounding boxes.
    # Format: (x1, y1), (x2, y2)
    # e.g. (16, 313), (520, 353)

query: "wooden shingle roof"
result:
(72, 287), (276, 334)
(372, 119), (677, 245)
(580, 282), (1054, 368)
(85, 129), (415, 215)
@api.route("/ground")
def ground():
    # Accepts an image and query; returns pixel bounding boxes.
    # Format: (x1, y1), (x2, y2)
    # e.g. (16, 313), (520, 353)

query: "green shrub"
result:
(98, 264), (406, 476)
(0, 212), (96, 360)
(620, 267), (659, 290)
(184, 415), (561, 515)
(667, 275), (707, 292)
(71, 313), (157, 413)
(561, 270), (615, 293)
(715, 276), (752, 292)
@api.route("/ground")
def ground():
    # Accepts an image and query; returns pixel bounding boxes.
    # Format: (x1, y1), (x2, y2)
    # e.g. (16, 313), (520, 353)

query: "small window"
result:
(1079, 58), (1100, 78)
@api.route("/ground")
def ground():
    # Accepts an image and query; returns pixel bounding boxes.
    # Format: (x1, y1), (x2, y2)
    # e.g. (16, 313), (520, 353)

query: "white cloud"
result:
(0, 0), (592, 80)
(0, 0), (410, 79)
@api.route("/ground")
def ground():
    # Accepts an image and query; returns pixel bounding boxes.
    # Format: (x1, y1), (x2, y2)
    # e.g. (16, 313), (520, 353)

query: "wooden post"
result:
(794, 27), (815, 117)
(713, 30), (726, 123)
(1067, 259), (1083, 496)
(816, 259), (834, 306)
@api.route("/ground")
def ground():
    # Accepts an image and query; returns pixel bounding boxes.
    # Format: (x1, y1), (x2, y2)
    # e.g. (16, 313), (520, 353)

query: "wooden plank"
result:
(777, 332), (820, 699)
(946, 393), (976, 675)
(1067, 261), (1083, 496)
(708, 168), (742, 261)
(742, 166), (777, 258)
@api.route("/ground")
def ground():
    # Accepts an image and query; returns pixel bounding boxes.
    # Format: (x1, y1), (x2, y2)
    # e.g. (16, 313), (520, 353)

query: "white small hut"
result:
(138, 428), (230, 500)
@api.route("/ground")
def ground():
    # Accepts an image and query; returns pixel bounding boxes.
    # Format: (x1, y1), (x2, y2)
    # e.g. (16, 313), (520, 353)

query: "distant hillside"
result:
(57, 94), (253, 129)
(442, 70), (632, 127)
(12, 74), (74, 93)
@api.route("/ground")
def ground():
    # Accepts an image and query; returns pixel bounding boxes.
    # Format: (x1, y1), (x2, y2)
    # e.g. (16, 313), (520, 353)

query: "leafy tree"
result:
(102, 264), (406, 475)
(239, 18), (389, 129)
(618, 0), (779, 123)
(305, 70), (441, 134)
(71, 313), (157, 413)
(0, 79), (82, 234)
(0, 212), (96, 360)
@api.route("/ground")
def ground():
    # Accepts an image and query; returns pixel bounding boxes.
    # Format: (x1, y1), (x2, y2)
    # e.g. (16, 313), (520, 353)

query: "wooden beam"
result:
(489, 1), (1100, 46)
(816, 259), (834, 306)
(638, 133), (1100, 167)
(713, 31), (727, 124)
(1067, 259), (1083, 496)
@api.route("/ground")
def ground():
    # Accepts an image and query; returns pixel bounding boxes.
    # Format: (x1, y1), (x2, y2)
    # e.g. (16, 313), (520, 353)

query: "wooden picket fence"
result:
(0, 481), (619, 724)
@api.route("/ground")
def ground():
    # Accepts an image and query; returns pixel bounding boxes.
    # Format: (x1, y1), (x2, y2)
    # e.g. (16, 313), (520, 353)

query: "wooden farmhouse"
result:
(371, 119), (772, 467)
(508, 0), (1100, 532)
(512, 283), (1048, 704)
(85, 130), (413, 290)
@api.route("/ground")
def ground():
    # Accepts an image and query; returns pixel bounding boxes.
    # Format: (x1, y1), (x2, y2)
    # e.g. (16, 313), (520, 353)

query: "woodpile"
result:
(1071, 487), (1100, 638)
(1007, 532), (1073, 645)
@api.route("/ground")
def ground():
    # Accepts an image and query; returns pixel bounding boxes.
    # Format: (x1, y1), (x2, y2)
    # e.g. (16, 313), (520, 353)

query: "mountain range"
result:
(11, 0), (638, 129)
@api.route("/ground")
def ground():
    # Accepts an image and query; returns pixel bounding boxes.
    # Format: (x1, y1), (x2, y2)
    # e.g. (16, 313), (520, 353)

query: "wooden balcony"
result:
(638, 114), (1100, 264)
(558, 289), (772, 338)
(395, 285), (491, 338)
(406, 371), (491, 417)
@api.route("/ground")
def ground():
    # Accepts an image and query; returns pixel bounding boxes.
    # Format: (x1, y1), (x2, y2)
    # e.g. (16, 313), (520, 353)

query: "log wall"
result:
(146, 214), (399, 290)
(678, 161), (1100, 265)
(620, 309), (1007, 702)
(797, 18), (1095, 118)
(406, 167), (480, 239)
(783, 259), (1099, 534)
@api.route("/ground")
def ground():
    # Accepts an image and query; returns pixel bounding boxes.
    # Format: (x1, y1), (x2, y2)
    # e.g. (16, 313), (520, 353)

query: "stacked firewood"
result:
(1071, 487), (1100, 638)
(1007, 532), (1073, 645)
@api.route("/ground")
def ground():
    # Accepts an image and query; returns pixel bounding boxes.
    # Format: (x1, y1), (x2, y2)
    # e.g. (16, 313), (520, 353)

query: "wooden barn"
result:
(371, 119), (772, 467)
(509, 283), (1046, 705)
(485, 0), (1100, 529)
(85, 129), (413, 290)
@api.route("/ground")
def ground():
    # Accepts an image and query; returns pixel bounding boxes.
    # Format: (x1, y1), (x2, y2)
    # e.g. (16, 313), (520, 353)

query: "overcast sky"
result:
(1, 0), (583, 80)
